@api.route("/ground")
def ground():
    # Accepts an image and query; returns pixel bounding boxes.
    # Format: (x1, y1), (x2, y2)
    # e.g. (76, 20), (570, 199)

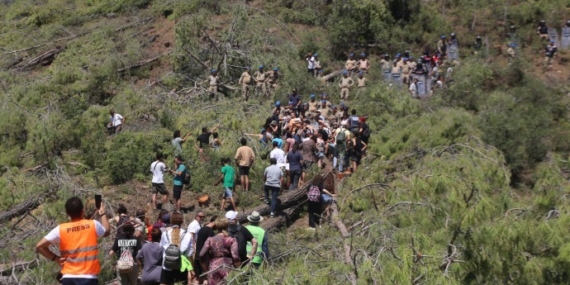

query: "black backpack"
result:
(183, 169), (191, 185)
(228, 225), (247, 261)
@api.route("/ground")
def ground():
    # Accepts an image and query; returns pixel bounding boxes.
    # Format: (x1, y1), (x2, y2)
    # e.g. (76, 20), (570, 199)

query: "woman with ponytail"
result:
(159, 212), (191, 285)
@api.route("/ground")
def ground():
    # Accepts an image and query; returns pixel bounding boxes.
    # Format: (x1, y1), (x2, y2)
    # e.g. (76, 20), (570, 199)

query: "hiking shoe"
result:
(264, 199), (270, 205)
(270, 212), (275, 218)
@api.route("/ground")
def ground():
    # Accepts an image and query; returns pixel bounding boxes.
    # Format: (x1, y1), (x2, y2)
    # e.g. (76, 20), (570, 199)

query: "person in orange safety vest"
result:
(36, 197), (110, 285)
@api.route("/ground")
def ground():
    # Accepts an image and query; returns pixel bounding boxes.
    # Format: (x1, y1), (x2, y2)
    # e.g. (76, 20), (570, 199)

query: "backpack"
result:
(182, 168), (191, 186)
(163, 229), (185, 271)
(307, 185), (321, 202)
(228, 225), (247, 261)
(336, 128), (346, 144)
(349, 116), (359, 130)
(117, 248), (134, 274)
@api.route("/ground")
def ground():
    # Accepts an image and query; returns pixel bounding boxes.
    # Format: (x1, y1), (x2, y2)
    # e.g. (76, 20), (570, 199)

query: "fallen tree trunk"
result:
(17, 47), (64, 69)
(260, 205), (301, 232)
(236, 170), (334, 224)
(117, 52), (170, 73)
(330, 186), (358, 284)
(320, 70), (342, 82)
(0, 195), (42, 224)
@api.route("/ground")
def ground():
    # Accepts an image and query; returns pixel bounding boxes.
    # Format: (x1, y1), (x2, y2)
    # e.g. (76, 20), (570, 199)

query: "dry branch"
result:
(383, 201), (426, 215)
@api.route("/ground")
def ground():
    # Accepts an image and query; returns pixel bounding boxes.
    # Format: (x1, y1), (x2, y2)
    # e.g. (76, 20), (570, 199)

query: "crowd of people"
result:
(45, 18), (570, 284)
(36, 197), (271, 285)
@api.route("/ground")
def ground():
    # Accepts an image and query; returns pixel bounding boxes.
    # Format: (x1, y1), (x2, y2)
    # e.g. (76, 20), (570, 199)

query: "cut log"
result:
(236, 171), (334, 224)
(259, 206), (301, 232)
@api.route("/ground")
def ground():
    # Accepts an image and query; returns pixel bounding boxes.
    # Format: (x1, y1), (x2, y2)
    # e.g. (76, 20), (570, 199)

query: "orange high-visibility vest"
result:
(59, 220), (100, 275)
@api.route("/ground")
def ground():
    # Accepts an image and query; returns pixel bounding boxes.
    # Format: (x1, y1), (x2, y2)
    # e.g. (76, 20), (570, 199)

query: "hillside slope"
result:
(1, 0), (570, 284)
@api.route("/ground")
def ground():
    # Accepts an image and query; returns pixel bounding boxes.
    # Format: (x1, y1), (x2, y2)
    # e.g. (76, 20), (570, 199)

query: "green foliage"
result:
(327, 0), (391, 55)
(105, 132), (163, 184)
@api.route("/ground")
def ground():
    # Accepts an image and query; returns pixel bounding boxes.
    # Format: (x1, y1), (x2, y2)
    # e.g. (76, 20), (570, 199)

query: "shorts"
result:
(152, 183), (168, 194)
(173, 185), (183, 199)
(350, 154), (361, 163)
(302, 161), (313, 171)
(160, 268), (187, 284)
(223, 187), (233, 198)
(239, 166), (250, 175)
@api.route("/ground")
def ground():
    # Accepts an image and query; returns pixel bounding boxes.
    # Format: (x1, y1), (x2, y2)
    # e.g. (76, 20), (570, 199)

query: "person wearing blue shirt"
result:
(168, 155), (186, 211)
(272, 136), (284, 149)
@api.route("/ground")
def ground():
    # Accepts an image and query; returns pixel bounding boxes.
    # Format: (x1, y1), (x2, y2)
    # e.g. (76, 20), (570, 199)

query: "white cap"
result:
(225, 210), (238, 220)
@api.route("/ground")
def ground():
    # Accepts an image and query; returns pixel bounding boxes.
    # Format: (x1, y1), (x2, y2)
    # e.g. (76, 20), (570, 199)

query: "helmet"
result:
(358, 71), (364, 76)
(441, 35), (446, 39)
(274, 67), (279, 71)
(275, 101), (281, 107)
(384, 53), (389, 59)
(313, 53), (318, 57)
(395, 53), (401, 58)
(510, 25), (516, 29)
(211, 69), (216, 73)
(259, 65), (264, 69)
(540, 19), (545, 24)
(342, 70), (348, 75)
(310, 94), (315, 98)
(566, 20), (570, 26)
(361, 52), (366, 57)
(476, 35), (481, 40)
(451, 32), (456, 38)
(350, 53), (355, 57)
(417, 58), (422, 64)
(246, 66), (251, 70)
(403, 57), (409, 61)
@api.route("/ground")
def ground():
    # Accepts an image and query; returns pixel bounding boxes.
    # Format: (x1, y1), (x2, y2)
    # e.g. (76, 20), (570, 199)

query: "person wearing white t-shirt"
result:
(409, 77), (419, 98)
(306, 53), (316, 75)
(186, 211), (204, 283)
(107, 109), (125, 135)
(270, 141), (286, 164)
(150, 153), (168, 209)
